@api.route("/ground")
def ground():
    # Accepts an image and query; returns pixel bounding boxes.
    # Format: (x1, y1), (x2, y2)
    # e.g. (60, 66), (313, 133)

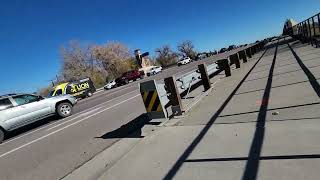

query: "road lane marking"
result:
(45, 107), (103, 131)
(0, 90), (139, 146)
(79, 85), (136, 103)
(0, 94), (140, 158)
(45, 91), (140, 131)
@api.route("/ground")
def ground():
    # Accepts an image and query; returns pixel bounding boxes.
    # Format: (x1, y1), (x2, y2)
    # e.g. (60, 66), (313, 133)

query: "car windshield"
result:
(48, 90), (55, 97)
(0, 98), (13, 111)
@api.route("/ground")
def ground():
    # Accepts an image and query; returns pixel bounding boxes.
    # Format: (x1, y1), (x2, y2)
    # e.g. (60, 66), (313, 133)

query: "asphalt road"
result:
(0, 45), (253, 180)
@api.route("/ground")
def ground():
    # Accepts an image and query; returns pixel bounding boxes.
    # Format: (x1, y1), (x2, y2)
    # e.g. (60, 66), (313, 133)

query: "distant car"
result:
(177, 57), (192, 66)
(219, 48), (228, 53)
(228, 45), (237, 51)
(146, 66), (162, 76)
(197, 54), (207, 60)
(115, 70), (144, 86)
(0, 93), (77, 143)
(104, 80), (117, 90)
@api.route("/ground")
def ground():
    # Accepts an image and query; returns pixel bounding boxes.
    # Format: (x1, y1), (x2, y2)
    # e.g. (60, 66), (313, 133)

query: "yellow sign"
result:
(141, 90), (162, 112)
(71, 82), (90, 93)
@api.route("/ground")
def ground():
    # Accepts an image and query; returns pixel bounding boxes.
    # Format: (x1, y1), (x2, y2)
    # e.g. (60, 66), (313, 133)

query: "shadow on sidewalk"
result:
(185, 154), (320, 162)
(218, 102), (320, 118)
(243, 64), (320, 84)
(214, 116), (320, 125)
(162, 43), (271, 180)
(161, 39), (320, 180)
(96, 113), (150, 139)
(236, 77), (320, 95)
(241, 40), (278, 180)
(288, 43), (320, 97)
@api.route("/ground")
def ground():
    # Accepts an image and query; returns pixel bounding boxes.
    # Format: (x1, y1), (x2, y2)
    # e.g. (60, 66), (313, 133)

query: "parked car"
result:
(115, 70), (145, 86)
(196, 53), (207, 60)
(146, 66), (162, 76)
(104, 80), (117, 90)
(228, 45), (237, 51)
(219, 48), (228, 53)
(0, 93), (77, 143)
(48, 77), (96, 99)
(177, 57), (192, 66)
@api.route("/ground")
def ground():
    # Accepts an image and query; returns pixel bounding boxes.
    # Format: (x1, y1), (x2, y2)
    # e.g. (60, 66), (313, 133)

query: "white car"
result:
(104, 80), (117, 90)
(0, 93), (77, 142)
(146, 66), (162, 76)
(177, 57), (192, 66)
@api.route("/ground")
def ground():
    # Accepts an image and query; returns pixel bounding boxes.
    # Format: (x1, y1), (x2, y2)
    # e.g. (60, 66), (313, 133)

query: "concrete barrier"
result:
(140, 80), (168, 119)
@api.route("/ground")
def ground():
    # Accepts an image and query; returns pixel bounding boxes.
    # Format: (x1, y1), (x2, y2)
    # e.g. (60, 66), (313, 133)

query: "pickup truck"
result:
(115, 70), (144, 86)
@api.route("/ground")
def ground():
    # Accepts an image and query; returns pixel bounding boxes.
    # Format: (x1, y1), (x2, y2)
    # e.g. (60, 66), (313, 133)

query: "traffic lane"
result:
(0, 92), (143, 180)
(0, 89), (140, 154)
(76, 80), (140, 107)
(74, 84), (138, 113)
(3, 73), (151, 145)
(2, 84), (139, 143)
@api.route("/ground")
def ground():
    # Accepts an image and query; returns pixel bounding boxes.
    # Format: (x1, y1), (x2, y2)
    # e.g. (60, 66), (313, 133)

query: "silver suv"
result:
(0, 93), (77, 143)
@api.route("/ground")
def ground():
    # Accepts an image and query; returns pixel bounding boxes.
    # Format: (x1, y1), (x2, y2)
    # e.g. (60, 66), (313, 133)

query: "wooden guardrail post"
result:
(198, 63), (211, 91)
(230, 54), (240, 69)
(164, 76), (183, 116)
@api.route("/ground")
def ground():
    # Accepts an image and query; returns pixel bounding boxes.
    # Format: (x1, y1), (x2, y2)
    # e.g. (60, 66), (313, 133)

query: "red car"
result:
(115, 70), (144, 85)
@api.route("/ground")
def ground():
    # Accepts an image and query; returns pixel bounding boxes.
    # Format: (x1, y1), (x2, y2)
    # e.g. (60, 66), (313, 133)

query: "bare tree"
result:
(38, 86), (52, 97)
(177, 40), (197, 59)
(60, 41), (90, 80)
(155, 45), (178, 67)
(92, 42), (136, 78)
(59, 40), (107, 87)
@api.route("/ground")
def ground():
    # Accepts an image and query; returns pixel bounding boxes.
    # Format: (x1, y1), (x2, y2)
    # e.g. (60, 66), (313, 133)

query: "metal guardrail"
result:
(285, 12), (320, 47)
(174, 63), (219, 94)
(141, 40), (266, 119)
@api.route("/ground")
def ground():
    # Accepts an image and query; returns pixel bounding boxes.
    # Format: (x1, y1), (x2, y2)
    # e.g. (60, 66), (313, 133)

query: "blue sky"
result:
(0, 0), (319, 94)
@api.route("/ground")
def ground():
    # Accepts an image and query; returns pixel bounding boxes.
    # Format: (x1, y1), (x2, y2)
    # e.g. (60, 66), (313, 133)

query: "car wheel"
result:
(87, 91), (93, 97)
(140, 75), (144, 79)
(0, 128), (5, 143)
(56, 102), (73, 118)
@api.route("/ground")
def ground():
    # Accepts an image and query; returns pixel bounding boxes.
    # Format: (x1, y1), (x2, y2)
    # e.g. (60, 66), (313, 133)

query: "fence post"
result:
(245, 48), (252, 59)
(308, 19), (312, 40)
(230, 54), (240, 69)
(303, 22), (307, 40)
(164, 76), (183, 116)
(318, 14), (320, 35)
(198, 64), (211, 91)
(312, 16), (316, 37)
(216, 59), (231, 77)
(251, 46), (256, 55)
(239, 50), (248, 63)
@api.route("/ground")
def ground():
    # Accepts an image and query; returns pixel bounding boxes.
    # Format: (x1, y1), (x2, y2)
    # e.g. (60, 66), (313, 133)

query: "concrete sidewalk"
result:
(94, 38), (320, 180)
